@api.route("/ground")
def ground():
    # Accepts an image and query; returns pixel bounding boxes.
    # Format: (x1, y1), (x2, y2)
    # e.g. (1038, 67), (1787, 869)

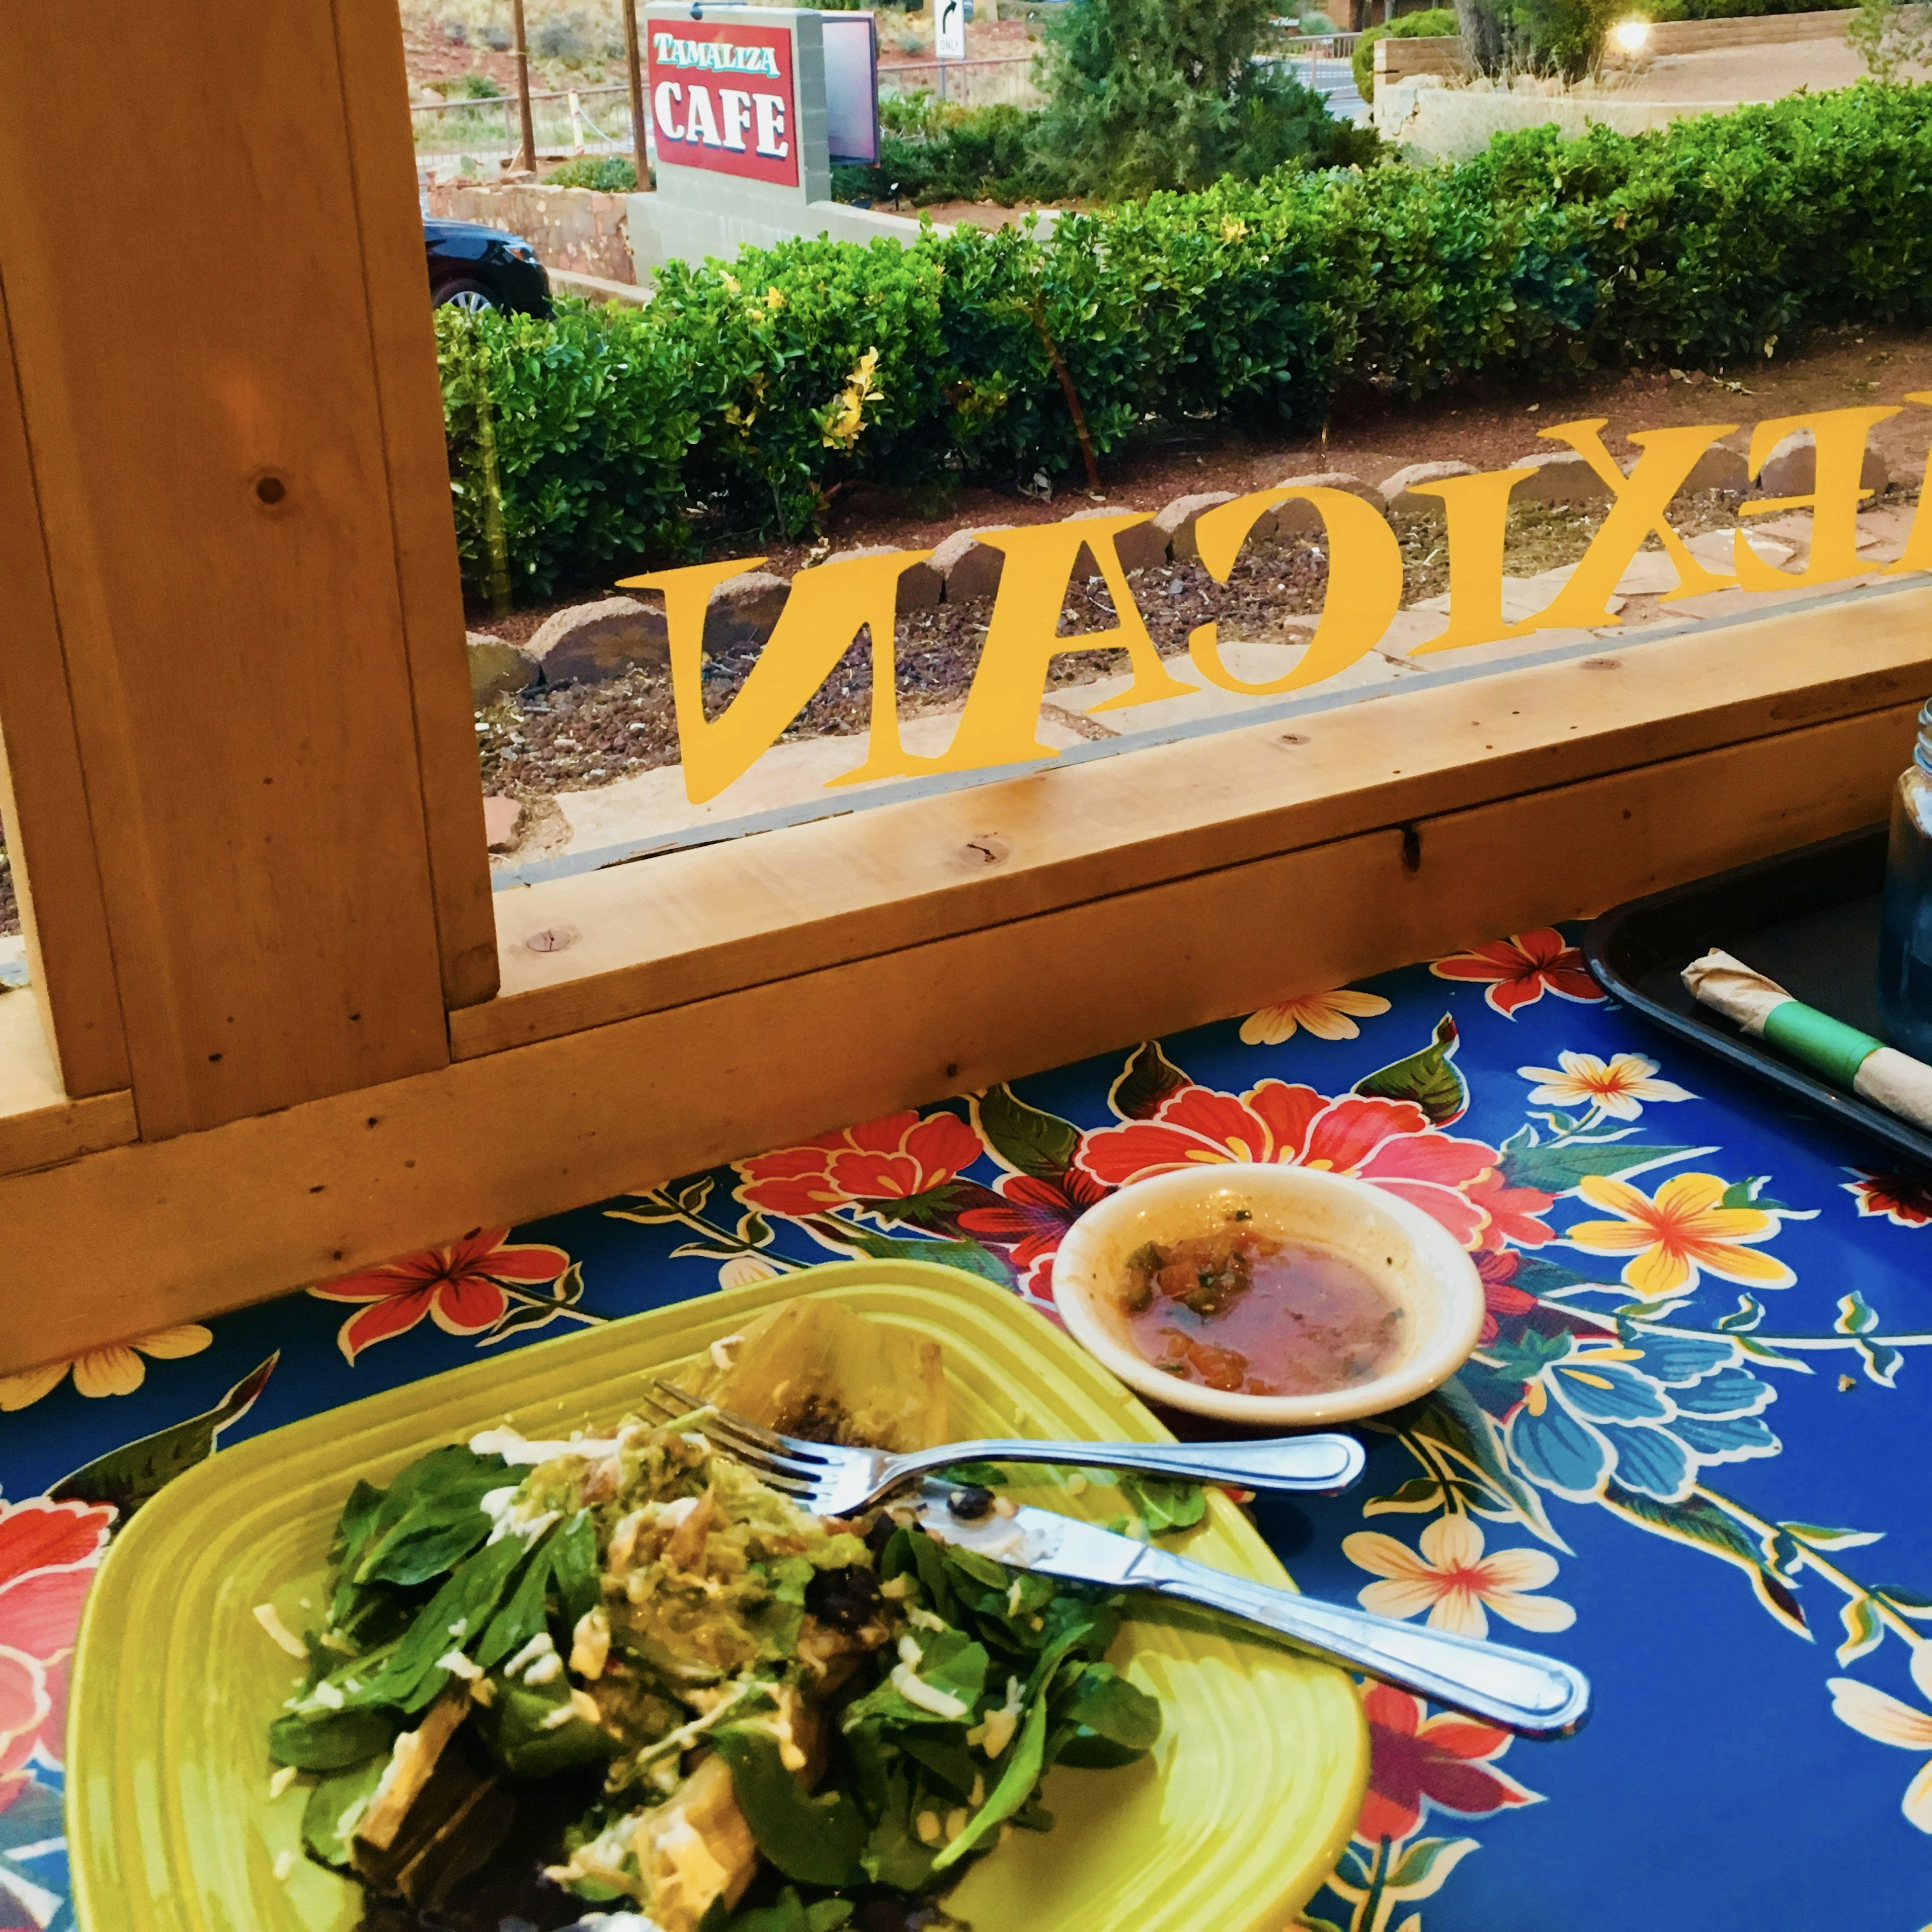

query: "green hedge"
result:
(443, 84), (1932, 599)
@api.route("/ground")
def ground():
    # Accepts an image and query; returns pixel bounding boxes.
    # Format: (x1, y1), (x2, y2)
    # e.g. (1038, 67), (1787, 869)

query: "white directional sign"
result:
(935, 0), (966, 63)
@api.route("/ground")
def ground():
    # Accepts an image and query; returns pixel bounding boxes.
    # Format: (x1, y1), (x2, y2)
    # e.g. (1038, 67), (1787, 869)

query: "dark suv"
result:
(424, 218), (552, 316)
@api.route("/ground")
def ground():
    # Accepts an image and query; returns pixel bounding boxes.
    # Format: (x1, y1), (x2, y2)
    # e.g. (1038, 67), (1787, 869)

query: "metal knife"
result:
(911, 1481), (1590, 1740)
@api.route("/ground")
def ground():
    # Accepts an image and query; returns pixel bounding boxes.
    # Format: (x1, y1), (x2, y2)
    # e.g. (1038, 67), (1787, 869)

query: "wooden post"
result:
(0, 0), (498, 1138)
(624, 0), (647, 178)
(512, 0), (538, 173)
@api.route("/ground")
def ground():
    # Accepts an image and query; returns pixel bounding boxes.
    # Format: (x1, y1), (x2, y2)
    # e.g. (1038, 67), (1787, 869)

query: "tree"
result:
(1456, 0), (1508, 72)
(1028, 0), (1376, 197)
(1847, 0), (1932, 83)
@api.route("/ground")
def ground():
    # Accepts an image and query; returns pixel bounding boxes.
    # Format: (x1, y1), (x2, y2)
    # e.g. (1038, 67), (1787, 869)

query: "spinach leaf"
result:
(713, 1725), (868, 1888)
(1052, 1662), (1161, 1753)
(882, 1526), (965, 1628)
(355, 1532), (529, 1713)
(331, 1480), (386, 1567)
(550, 1508), (600, 1628)
(269, 1705), (399, 1772)
(929, 1694), (1049, 1874)
(899, 1732), (980, 1801)
(473, 1674), (616, 1779)
(859, 1766), (941, 1892)
(477, 1533), (556, 1667)
(300, 1755), (388, 1866)
(908, 1627), (989, 1708)
(726, 1887), (855, 1931)
(1117, 1474), (1206, 1538)
(351, 1446), (510, 1587)
(1052, 1730), (1148, 1769)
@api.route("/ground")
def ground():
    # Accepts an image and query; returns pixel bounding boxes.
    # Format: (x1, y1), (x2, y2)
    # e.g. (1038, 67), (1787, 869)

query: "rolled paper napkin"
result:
(1682, 948), (1932, 1132)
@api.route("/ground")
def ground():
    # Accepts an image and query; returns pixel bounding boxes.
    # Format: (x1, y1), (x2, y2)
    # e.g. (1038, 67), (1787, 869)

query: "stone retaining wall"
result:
(1376, 81), (1735, 160)
(424, 182), (638, 284)
(1377, 6), (1853, 80)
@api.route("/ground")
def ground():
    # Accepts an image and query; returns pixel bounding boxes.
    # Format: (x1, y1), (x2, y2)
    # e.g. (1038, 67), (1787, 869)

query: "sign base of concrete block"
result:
(1156, 491), (1238, 562)
(1066, 504), (1168, 578)
(707, 571), (791, 651)
(526, 596), (670, 687)
(483, 794), (525, 852)
(1511, 449), (1613, 506)
(1264, 473), (1386, 537)
(468, 631), (540, 702)
(1382, 459), (1480, 515)
(833, 544), (943, 610)
(1678, 444), (1750, 497)
(1755, 428), (1887, 499)
(932, 526), (1010, 603)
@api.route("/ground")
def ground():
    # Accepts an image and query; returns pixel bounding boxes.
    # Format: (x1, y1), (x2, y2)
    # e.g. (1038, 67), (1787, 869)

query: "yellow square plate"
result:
(68, 1262), (1366, 1931)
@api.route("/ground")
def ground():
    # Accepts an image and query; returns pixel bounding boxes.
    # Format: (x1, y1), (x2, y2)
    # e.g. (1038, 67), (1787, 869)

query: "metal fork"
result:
(638, 1378), (1365, 1515)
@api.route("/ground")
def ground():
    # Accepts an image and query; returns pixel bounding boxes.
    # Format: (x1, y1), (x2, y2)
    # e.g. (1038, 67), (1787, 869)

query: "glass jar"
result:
(1880, 699), (1932, 1059)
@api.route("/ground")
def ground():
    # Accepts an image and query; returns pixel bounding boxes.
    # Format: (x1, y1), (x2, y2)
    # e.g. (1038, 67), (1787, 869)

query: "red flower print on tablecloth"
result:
(311, 1227), (573, 1363)
(1430, 929), (1604, 1019)
(1845, 1169), (1932, 1228)
(957, 1167), (1110, 1306)
(1355, 1683), (1541, 1845)
(1075, 1082), (1553, 1251)
(0, 1497), (115, 1776)
(1476, 1249), (1540, 1343)
(736, 1110), (985, 1225)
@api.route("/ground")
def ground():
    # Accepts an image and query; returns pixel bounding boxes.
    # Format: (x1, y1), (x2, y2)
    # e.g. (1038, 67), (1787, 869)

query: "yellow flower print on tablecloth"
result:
(1829, 1644), (1932, 1833)
(1239, 988), (1392, 1046)
(1566, 1172), (1797, 1300)
(1518, 1051), (1693, 1122)
(1342, 1515), (1576, 1642)
(0, 1324), (212, 1412)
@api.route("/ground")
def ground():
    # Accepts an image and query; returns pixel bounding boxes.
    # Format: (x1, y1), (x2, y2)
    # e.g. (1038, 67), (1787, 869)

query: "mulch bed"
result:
(474, 500), (1618, 798)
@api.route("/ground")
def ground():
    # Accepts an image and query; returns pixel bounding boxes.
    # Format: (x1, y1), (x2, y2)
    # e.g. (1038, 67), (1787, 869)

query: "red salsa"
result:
(1120, 1219), (1404, 1395)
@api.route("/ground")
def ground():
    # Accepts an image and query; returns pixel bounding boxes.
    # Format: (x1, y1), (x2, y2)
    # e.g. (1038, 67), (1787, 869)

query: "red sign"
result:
(648, 21), (798, 188)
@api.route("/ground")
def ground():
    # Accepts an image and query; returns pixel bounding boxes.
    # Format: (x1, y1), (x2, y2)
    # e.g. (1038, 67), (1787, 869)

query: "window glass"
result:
(402, 1), (1930, 889)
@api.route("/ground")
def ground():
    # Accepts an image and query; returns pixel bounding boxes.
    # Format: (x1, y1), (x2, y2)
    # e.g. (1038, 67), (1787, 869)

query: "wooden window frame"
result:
(0, 3), (1925, 1374)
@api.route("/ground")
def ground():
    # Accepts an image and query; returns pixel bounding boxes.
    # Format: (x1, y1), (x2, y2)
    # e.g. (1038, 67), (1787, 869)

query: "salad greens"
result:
(266, 1403), (1161, 1930)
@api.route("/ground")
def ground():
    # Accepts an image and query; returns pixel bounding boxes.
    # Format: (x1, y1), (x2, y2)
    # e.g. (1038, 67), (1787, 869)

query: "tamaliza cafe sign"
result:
(620, 404), (1929, 806)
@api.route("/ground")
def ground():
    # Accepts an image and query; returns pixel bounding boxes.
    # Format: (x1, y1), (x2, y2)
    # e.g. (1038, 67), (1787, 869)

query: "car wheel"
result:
(437, 282), (499, 313)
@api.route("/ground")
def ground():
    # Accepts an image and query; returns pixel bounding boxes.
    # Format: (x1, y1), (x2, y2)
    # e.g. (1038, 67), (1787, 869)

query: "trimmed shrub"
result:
(834, 101), (1055, 205)
(445, 84), (1932, 597)
(1353, 9), (1460, 98)
(540, 155), (640, 190)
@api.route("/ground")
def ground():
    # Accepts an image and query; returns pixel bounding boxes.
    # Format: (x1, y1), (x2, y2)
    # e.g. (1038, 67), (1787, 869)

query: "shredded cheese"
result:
(504, 1631), (555, 1680)
(571, 1606), (611, 1679)
(915, 1810), (943, 1846)
(268, 1765), (300, 1800)
(435, 1650), (483, 1682)
(253, 1603), (308, 1659)
(891, 1661), (970, 1721)
(273, 1849), (296, 1883)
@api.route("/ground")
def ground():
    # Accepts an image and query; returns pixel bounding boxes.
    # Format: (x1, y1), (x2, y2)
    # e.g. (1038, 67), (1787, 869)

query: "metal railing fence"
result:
(877, 55), (1043, 110)
(412, 84), (637, 165)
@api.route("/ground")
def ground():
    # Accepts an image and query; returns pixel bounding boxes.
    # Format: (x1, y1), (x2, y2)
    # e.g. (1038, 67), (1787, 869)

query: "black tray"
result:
(1584, 824), (1932, 1174)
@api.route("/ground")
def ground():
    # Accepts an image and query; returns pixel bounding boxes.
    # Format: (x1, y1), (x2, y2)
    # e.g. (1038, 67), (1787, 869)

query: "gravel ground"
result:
(473, 496), (1714, 799)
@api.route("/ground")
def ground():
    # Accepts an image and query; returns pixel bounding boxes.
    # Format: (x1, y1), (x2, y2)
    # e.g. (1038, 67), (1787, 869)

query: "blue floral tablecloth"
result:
(7, 925), (1932, 1932)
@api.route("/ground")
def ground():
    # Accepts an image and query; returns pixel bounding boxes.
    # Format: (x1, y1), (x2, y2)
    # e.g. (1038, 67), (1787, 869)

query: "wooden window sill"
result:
(458, 583), (1932, 1061)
